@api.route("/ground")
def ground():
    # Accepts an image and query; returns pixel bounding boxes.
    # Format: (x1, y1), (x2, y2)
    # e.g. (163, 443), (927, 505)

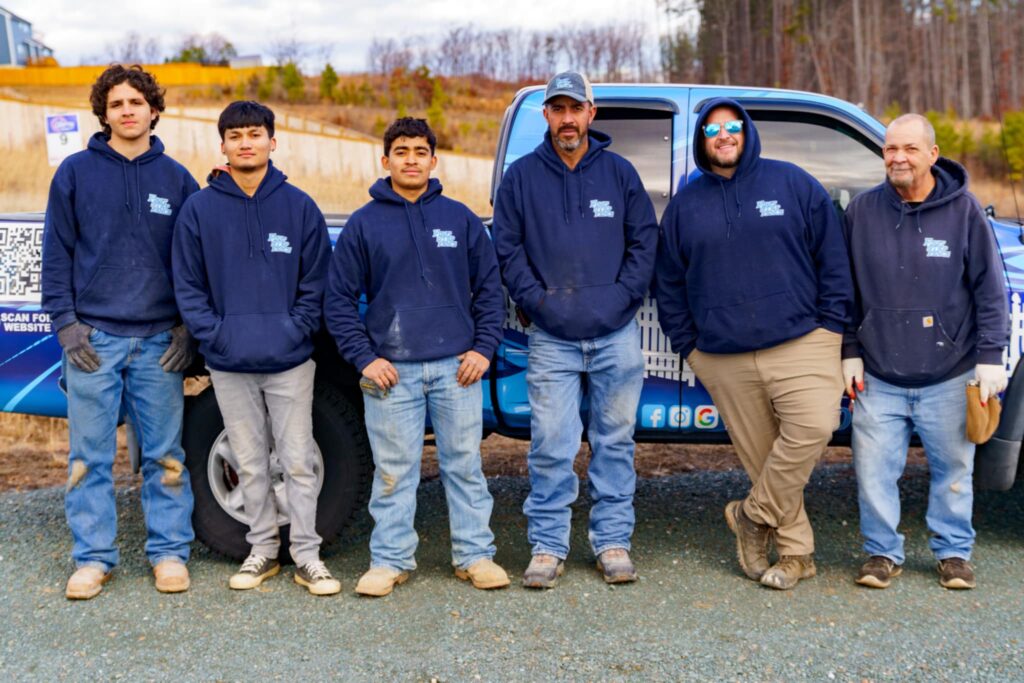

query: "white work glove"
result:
(842, 357), (864, 403)
(975, 364), (1008, 404)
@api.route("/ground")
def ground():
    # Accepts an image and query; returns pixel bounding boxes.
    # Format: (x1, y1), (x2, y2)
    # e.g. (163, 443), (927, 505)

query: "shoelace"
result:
(240, 554), (267, 573)
(304, 560), (331, 581)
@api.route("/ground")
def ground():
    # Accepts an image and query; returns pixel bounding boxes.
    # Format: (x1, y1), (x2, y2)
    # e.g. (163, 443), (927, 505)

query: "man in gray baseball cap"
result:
(544, 71), (594, 104)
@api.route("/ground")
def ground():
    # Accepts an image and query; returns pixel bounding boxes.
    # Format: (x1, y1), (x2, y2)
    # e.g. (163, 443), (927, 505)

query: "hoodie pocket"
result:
(699, 290), (806, 352)
(213, 312), (307, 369)
(369, 305), (473, 361)
(857, 308), (963, 383)
(76, 265), (175, 322)
(535, 283), (633, 336)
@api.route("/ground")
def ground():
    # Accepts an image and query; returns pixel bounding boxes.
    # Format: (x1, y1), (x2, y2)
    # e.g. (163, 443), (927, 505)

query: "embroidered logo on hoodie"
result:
(148, 194), (172, 216)
(433, 229), (457, 248)
(267, 233), (293, 254)
(923, 237), (951, 258)
(755, 200), (785, 218)
(590, 200), (614, 218)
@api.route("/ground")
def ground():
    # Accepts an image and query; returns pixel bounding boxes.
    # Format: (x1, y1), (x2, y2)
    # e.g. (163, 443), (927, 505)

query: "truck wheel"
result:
(183, 381), (372, 561)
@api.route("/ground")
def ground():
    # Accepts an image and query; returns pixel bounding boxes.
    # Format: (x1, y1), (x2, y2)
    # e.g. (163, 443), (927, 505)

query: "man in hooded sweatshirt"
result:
(325, 117), (509, 597)
(172, 101), (338, 596)
(492, 72), (658, 588)
(42, 64), (199, 599)
(843, 114), (1008, 591)
(655, 98), (853, 590)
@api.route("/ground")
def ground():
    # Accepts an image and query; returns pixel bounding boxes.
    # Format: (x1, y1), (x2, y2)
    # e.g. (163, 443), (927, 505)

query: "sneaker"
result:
(855, 556), (902, 589)
(596, 548), (638, 584)
(355, 567), (410, 597)
(229, 554), (280, 590)
(294, 560), (341, 596)
(760, 554), (817, 590)
(937, 557), (976, 590)
(65, 566), (111, 600)
(725, 500), (772, 580)
(153, 559), (190, 593)
(454, 558), (511, 590)
(522, 554), (565, 589)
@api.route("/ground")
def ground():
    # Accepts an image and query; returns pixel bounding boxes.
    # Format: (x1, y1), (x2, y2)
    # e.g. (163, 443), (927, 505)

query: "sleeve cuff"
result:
(976, 348), (1005, 366)
(52, 312), (77, 332)
(841, 341), (861, 360)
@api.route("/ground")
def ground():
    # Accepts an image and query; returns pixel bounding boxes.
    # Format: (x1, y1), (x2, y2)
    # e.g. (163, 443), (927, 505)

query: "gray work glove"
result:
(57, 321), (101, 373)
(159, 324), (195, 373)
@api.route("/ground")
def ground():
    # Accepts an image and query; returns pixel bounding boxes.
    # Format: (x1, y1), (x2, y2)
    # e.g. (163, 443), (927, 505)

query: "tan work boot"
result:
(725, 500), (772, 580)
(760, 554), (816, 590)
(596, 548), (638, 584)
(455, 558), (511, 589)
(66, 566), (112, 600)
(153, 559), (190, 593)
(522, 554), (565, 589)
(355, 567), (410, 597)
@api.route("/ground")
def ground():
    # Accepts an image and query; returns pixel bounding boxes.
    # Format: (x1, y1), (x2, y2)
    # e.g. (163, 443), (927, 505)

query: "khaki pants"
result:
(688, 328), (843, 555)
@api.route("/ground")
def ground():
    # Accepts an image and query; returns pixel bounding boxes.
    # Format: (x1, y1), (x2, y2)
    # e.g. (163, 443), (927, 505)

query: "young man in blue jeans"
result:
(492, 72), (658, 587)
(326, 117), (509, 596)
(843, 114), (1009, 590)
(42, 65), (199, 599)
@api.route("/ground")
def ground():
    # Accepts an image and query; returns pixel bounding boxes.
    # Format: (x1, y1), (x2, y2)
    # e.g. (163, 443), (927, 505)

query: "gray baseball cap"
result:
(543, 71), (594, 104)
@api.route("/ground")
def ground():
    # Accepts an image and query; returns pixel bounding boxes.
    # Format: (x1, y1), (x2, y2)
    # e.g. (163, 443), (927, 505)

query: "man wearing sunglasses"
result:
(655, 98), (853, 590)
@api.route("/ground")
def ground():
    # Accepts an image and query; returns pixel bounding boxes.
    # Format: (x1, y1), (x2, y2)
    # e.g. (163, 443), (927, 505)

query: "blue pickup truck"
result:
(2, 83), (1022, 558)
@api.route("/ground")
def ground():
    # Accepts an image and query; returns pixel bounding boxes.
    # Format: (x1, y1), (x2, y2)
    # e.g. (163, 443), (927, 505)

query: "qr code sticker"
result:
(0, 223), (43, 303)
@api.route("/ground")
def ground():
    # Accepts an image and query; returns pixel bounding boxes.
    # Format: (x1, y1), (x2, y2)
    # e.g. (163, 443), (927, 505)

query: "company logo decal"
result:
(148, 194), (172, 216)
(923, 237), (950, 258)
(755, 200), (785, 218)
(267, 233), (292, 254)
(433, 229), (457, 248)
(555, 77), (574, 89)
(695, 405), (719, 429)
(590, 199), (614, 218)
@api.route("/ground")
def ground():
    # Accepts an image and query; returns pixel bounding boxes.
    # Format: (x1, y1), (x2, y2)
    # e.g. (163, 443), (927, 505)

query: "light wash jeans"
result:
(208, 359), (322, 566)
(64, 328), (194, 571)
(524, 319), (645, 559)
(361, 356), (496, 571)
(853, 370), (976, 564)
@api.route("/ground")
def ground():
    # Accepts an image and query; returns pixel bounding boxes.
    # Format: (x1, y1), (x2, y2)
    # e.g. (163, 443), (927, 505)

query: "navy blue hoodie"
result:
(42, 133), (199, 336)
(842, 158), (1009, 387)
(491, 129), (658, 340)
(325, 178), (504, 371)
(655, 98), (853, 357)
(172, 162), (330, 373)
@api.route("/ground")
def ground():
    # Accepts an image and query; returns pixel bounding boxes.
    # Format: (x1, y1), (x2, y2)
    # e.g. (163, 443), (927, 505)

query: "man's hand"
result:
(362, 358), (399, 391)
(975, 364), (1008, 405)
(842, 357), (864, 403)
(57, 321), (101, 373)
(159, 324), (195, 373)
(456, 350), (490, 387)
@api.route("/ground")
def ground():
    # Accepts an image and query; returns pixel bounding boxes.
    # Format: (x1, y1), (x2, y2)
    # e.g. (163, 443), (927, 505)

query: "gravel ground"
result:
(1, 464), (1022, 682)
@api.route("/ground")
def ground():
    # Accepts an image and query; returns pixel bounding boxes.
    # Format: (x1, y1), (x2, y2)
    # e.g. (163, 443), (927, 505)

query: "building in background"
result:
(0, 6), (53, 66)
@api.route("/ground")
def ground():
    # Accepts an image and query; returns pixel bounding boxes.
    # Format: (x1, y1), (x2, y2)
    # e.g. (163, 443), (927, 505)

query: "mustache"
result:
(558, 125), (580, 133)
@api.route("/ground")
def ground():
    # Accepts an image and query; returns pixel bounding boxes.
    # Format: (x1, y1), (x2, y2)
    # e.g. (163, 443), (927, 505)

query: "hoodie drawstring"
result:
(243, 199), (254, 258)
(895, 202), (907, 231)
(255, 195), (269, 259)
(121, 161), (131, 214)
(403, 202), (430, 285)
(718, 181), (733, 239)
(561, 165), (570, 224)
(135, 163), (142, 221)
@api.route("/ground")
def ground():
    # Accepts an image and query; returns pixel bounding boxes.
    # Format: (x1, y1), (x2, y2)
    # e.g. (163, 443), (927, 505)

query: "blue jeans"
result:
(362, 356), (496, 571)
(853, 370), (975, 564)
(64, 329), (194, 571)
(524, 319), (645, 559)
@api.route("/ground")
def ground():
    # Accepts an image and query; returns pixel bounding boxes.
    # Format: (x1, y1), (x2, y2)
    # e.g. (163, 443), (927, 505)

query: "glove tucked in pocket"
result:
(966, 382), (1001, 445)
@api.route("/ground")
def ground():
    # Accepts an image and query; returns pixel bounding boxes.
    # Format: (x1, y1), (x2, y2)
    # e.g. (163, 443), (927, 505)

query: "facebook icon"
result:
(641, 404), (666, 429)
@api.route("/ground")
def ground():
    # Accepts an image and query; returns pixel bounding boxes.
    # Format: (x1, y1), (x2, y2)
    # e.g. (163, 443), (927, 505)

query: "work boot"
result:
(455, 558), (511, 590)
(294, 560), (341, 596)
(596, 548), (638, 584)
(153, 559), (190, 593)
(937, 557), (976, 590)
(229, 554), (280, 590)
(65, 566), (111, 600)
(355, 567), (410, 597)
(855, 555), (902, 589)
(760, 554), (816, 590)
(522, 554), (565, 589)
(724, 500), (772, 580)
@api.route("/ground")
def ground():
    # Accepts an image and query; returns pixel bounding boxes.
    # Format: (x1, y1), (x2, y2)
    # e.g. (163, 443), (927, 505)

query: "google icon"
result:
(695, 405), (719, 429)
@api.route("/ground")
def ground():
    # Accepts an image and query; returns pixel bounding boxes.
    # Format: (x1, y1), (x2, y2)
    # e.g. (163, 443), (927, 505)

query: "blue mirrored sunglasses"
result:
(702, 120), (744, 137)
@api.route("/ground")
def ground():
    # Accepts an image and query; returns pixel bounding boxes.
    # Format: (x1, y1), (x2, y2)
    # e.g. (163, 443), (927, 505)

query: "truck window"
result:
(749, 111), (883, 210)
(595, 106), (673, 221)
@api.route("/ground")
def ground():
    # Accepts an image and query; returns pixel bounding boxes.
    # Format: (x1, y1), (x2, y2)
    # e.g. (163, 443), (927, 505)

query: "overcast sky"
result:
(7, 0), (676, 72)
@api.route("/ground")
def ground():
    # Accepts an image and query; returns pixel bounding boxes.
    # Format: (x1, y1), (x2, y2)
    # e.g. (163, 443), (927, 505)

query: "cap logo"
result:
(556, 78), (574, 89)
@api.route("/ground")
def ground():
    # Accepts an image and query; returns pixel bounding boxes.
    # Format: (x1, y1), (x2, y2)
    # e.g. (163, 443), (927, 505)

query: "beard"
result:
(554, 126), (584, 152)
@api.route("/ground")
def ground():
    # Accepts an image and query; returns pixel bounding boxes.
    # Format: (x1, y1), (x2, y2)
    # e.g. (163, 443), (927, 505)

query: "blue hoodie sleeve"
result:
(289, 198), (330, 338)
(325, 218), (378, 372)
(172, 198), (221, 345)
(466, 212), (505, 359)
(807, 182), (853, 334)
(654, 200), (697, 358)
(41, 161), (79, 332)
(616, 162), (658, 302)
(966, 199), (1010, 365)
(492, 167), (546, 316)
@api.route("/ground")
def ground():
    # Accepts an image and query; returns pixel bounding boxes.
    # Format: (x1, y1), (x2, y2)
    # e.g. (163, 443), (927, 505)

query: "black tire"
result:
(183, 381), (372, 561)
